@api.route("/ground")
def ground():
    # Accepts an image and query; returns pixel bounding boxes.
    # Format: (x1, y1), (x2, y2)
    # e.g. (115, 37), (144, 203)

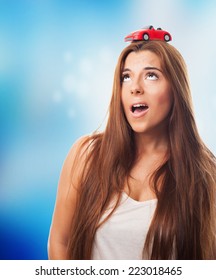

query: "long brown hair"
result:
(67, 41), (216, 259)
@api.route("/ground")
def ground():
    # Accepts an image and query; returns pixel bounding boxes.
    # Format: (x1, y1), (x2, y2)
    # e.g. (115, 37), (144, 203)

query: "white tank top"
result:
(91, 192), (157, 259)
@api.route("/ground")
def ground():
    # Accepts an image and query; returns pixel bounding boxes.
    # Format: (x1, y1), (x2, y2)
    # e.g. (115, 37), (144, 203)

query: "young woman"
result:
(48, 39), (216, 260)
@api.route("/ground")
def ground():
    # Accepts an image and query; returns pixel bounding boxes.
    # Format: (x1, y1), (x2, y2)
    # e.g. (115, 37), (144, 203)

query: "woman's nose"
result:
(130, 87), (144, 95)
(130, 77), (144, 95)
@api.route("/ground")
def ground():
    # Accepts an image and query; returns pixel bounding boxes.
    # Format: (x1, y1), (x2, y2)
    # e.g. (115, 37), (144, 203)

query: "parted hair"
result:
(67, 41), (216, 259)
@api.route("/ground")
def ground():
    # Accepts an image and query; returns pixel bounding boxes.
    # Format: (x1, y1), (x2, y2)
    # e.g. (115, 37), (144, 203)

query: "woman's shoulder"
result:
(67, 133), (102, 159)
(67, 135), (90, 157)
(65, 133), (102, 172)
(64, 135), (89, 169)
(57, 135), (93, 194)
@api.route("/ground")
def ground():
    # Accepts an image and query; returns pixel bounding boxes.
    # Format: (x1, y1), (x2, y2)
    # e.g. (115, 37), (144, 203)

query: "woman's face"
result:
(121, 50), (173, 136)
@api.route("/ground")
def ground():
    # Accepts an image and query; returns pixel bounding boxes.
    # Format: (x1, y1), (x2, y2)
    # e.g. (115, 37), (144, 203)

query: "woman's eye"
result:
(146, 72), (158, 80)
(122, 74), (131, 82)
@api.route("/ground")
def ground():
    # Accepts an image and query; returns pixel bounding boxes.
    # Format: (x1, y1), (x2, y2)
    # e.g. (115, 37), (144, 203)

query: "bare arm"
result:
(48, 136), (88, 259)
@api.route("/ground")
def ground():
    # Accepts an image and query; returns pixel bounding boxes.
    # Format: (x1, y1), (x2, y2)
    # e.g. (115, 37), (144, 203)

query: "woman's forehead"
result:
(123, 50), (162, 70)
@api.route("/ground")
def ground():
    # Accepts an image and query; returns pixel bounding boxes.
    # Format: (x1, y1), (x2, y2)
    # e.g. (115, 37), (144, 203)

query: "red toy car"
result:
(124, 25), (172, 42)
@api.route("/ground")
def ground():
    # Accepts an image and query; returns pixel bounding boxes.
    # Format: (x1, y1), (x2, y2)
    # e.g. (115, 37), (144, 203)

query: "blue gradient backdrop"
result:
(0, 0), (215, 259)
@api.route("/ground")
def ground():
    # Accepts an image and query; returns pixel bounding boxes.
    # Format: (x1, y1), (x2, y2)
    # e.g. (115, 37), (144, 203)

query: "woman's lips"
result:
(130, 103), (149, 118)
(130, 107), (149, 118)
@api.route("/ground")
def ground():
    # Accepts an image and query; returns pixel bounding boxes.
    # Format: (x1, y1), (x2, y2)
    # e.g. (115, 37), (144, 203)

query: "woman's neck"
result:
(135, 129), (169, 157)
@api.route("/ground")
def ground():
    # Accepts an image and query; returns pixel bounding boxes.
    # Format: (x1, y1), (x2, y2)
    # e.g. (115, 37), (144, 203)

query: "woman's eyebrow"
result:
(122, 68), (131, 73)
(122, 66), (163, 73)
(144, 66), (163, 72)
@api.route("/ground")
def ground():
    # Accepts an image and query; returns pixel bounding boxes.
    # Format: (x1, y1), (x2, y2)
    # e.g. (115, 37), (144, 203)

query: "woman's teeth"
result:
(132, 104), (149, 113)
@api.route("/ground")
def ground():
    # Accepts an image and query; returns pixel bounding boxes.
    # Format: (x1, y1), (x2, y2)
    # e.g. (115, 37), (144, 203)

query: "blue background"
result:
(0, 0), (216, 259)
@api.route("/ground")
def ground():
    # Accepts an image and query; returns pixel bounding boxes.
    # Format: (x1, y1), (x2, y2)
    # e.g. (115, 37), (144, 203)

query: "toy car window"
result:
(142, 25), (153, 30)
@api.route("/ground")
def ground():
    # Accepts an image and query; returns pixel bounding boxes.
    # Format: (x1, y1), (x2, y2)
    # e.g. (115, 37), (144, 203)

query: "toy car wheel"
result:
(164, 34), (170, 42)
(143, 33), (149, 41)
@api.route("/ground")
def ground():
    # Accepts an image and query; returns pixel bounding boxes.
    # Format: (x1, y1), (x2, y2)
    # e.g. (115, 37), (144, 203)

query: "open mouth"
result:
(131, 103), (149, 113)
